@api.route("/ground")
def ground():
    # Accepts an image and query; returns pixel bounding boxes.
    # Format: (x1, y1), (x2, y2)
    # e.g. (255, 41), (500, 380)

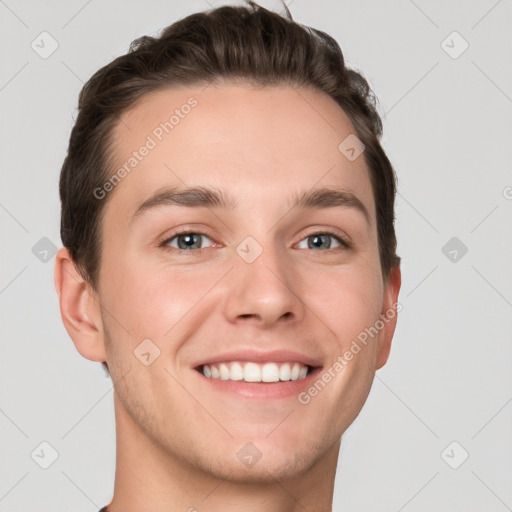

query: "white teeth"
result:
(244, 362), (261, 382)
(261, 362), (280, 382)
(229, 361), (244, 381)
(219, 363), (230, 380)
(201, 361), (310, 382)
(279, 363), (291, 381)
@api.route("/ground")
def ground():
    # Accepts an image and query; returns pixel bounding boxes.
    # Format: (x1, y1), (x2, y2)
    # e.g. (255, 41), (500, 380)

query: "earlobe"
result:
(375, 265), (402, 370)
(54, 247), (107, 362)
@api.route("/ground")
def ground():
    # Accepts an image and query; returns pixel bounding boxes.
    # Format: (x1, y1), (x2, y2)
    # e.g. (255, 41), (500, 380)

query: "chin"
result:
(186, 436), (324, 484)
(210, 453), (316, 484)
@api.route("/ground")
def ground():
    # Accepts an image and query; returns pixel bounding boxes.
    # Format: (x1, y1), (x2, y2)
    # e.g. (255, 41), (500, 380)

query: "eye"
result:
(159, 229), (350, 254)
(296, 232), (350, 251)
(161, 231), (214, 252)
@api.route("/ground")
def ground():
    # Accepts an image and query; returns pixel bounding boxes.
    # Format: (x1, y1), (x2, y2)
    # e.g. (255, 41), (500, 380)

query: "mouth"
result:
(195, 361), (315, 382)
(193, 361), (323, 399)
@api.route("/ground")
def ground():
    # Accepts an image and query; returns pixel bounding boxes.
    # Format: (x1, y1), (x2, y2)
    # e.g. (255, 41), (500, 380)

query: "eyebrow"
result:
(130, 185), (370, 225)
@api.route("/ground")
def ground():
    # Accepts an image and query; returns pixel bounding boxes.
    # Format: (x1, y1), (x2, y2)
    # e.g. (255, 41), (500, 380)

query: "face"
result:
(94, 82), (400, 482)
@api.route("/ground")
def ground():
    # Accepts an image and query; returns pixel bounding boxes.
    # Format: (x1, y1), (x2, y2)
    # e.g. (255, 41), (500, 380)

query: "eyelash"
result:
(158, 229), (351, 255)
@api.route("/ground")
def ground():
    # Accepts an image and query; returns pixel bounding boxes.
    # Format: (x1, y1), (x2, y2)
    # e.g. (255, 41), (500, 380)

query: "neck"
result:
(106, 392), (340, 512)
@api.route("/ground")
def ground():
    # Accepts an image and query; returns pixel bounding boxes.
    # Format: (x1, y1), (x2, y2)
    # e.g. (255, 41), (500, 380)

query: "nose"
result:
(222, 241), (305, 328)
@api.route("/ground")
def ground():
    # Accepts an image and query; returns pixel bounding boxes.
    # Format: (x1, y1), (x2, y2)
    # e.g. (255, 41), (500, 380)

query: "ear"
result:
(375, 264), (401, 370)
(54, 247), (107, 362)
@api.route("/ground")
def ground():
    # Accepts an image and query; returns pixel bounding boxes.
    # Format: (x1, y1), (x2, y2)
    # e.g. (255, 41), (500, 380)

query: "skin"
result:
(54, 82), (401, 512)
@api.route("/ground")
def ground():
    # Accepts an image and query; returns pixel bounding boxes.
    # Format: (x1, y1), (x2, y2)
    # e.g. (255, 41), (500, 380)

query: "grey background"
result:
(1, 0), (511, 510)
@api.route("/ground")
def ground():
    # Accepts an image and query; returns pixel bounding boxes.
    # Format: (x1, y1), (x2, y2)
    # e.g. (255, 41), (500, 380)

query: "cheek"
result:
(101, 256), (220, 338)
(305, 262), (383, 344)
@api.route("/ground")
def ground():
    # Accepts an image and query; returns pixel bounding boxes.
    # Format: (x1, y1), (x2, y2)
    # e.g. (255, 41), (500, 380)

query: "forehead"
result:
(106, 82), (375, 223)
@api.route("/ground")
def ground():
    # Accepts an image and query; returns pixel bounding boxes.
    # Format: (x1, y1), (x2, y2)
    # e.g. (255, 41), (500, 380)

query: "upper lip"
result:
(192, 349), (323, 369)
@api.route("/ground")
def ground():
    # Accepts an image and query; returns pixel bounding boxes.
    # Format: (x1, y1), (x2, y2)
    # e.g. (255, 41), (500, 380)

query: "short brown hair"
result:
(59, 1), (400, 292)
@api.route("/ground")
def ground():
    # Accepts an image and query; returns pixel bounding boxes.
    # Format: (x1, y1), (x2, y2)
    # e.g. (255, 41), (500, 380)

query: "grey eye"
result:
(166, 233), (213, 250)
(296, 233), (344, 251)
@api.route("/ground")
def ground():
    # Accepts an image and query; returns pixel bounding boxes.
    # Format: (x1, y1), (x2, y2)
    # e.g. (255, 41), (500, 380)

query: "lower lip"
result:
(193, 366), (323, 399)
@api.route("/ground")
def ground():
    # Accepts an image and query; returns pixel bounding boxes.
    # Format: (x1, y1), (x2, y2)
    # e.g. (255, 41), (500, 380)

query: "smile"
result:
(200, 361), (311, 382)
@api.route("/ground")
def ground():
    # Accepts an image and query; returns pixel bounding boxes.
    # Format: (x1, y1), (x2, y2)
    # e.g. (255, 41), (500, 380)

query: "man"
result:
(54, 2), (401, 510)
